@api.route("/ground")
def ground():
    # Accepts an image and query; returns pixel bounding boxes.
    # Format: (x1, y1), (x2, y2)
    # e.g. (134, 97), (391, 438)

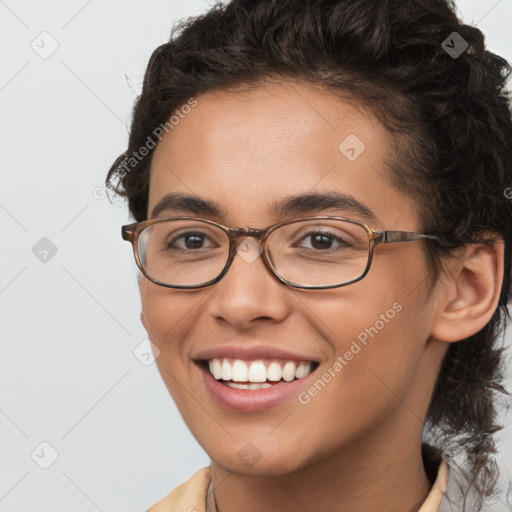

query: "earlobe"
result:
(430, 240), (504, 343)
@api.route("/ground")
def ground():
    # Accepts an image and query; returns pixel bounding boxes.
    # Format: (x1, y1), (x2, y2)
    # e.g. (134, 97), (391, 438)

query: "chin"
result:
(209, 444), (316, 477)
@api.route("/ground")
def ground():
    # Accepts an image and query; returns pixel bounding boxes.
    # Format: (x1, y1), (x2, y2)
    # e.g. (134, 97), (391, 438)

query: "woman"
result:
(105, 0), (512, 510)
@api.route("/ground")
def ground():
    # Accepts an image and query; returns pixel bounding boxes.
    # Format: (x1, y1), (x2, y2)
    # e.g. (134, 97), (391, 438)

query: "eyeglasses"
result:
(121, 216), (444, 290)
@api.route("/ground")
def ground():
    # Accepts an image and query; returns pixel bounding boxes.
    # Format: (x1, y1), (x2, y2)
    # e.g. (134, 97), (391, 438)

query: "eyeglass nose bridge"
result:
(225, 226), (271, 251)
(228, 226), (267, 237)
(220, 225), (283, 285)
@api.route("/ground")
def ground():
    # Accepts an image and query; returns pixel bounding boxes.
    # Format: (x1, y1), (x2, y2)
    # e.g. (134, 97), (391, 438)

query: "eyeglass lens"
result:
(137, 218), (370, 287)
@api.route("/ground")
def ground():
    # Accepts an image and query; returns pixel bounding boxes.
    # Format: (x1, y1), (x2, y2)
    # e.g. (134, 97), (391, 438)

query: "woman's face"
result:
(141, 81), (446, 476)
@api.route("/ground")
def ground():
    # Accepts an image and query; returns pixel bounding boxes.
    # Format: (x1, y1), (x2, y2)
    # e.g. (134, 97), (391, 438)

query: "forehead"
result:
(148, 80), (419, 229)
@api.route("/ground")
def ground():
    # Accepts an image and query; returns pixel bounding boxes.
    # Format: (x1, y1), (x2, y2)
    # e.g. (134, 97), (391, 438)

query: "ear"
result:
(140, 310), (147, 330)
(430, 240), (504, 343)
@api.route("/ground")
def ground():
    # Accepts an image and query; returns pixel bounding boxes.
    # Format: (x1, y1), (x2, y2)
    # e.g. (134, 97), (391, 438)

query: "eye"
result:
(168, 231), (216, 251)
(295, 230), (356, 251)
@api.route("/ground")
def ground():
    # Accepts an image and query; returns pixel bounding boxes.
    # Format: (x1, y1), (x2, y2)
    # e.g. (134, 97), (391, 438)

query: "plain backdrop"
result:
(1, 1), (511, 511)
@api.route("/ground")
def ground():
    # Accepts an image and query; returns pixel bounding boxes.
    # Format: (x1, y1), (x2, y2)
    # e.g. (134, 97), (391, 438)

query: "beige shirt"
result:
(147, 460), (449, 512)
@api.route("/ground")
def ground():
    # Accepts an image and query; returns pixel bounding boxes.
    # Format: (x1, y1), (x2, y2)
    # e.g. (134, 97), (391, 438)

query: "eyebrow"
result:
(150, 191), (377, 222)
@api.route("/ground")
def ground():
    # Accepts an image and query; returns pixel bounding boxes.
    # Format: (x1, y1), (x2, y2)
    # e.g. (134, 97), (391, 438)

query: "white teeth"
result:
(282, 361), (296, 382)
(206, 357), (316, 383)
(267, 361), (282, 381)
(295, 362), (311, 379)
(221, 359), (232, 381)
(248, 360), (267, 382)
(225, 382), (273, 389)
(232, 360), (248, 382)
(211, 359), (222, 380)
(249, 382), (272, 389)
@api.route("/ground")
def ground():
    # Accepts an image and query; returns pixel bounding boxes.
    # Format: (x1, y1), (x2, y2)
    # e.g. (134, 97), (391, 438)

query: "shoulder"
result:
(146, 467), (211, 512)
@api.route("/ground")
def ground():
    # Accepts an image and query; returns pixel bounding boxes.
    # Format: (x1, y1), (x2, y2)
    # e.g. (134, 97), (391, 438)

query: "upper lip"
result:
(193, 344), (320, 363)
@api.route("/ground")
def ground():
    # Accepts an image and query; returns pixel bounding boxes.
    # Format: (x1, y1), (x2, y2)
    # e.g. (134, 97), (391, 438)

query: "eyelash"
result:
(167, 230), (355, 252)
(294, 230), (356, 250)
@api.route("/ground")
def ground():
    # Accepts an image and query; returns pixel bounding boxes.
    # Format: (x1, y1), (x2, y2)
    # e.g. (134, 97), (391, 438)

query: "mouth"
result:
(193, 355), (321, 412)
(198, 357), (320, 389)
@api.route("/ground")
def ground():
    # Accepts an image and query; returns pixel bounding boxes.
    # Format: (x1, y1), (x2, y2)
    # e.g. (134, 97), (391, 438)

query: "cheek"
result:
(140, 279), (209, 342)
(139, 282), (203, 390)
(298, 264), (431, 422)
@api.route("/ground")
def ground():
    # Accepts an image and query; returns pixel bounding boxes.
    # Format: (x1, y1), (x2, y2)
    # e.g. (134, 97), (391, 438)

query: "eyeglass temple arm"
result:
(379, 231), (499, 248)
(375, 230), (443, 245)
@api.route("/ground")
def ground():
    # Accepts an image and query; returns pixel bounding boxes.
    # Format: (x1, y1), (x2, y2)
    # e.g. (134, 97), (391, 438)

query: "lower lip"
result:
(197, 363), (317, 413)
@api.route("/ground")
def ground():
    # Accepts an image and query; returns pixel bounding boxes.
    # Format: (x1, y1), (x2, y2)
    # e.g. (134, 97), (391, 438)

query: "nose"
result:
(205, 238), (291, 328)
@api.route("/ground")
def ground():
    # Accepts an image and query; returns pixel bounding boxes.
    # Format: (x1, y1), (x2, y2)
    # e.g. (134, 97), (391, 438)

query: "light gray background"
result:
(1, 1), (511, 511)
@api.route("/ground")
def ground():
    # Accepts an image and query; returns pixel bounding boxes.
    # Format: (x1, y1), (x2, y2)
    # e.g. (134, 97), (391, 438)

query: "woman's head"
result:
(106, 0), (512, 505)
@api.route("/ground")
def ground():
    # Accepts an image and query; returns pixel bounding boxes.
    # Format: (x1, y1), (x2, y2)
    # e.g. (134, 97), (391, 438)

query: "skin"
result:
(139, 80), (504, 512)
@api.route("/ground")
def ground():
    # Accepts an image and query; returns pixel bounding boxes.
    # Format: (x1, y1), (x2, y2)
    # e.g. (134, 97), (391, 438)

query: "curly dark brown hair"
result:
(105, 0), (512, 507)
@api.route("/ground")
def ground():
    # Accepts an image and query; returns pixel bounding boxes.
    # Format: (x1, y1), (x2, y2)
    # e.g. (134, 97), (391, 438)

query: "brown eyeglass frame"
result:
(121, 215), (445, 290)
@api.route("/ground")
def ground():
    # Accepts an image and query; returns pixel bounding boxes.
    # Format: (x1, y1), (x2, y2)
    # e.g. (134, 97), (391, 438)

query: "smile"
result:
(195, 356), (320, 412)
(205, 357), (317, 388)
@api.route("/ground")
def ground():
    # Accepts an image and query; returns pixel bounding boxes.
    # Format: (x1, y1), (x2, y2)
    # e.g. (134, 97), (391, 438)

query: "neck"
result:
(209, 426), (432, 512)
